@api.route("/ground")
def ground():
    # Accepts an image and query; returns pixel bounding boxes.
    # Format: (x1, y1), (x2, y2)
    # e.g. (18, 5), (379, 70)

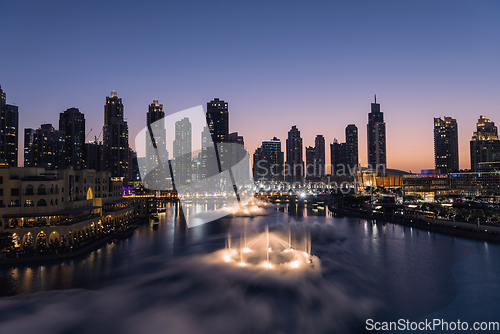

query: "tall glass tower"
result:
(470, 115), (500, 171)
(0, 85), (19, 167)
(367, 96), (386, 168)
(146, 99), (166, 173)
(434, 116), (459, 174)
(345, 124), (358, 167)
(286, 125), (304, 183)
(59, 108), (85, 169)
(103, 90), (129, 178)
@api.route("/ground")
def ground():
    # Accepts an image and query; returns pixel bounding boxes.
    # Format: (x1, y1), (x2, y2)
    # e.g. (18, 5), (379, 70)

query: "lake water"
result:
(0, 202), (499, 333)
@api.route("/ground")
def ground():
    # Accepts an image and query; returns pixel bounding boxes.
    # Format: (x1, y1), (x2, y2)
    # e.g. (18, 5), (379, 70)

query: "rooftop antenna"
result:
(375, 94), (377, 104)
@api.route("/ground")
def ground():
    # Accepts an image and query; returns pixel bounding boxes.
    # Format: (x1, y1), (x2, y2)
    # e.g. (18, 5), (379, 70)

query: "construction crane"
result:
(85, 128), (93, 140)
(95, 129), (103, 142)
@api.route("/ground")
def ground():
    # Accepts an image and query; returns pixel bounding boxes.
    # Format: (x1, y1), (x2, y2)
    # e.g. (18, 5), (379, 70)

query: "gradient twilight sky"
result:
(1, 0), (499, 172)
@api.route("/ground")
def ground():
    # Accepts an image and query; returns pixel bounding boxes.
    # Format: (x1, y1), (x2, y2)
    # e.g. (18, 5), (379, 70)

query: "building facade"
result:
(59, 108), (86, 169)
(367, 96), (386, 168)
(345, 124), (359, 167)
(206, 98), (229, 144)
(403, 171), (500, 198)
(146, 99), (166, 173)
(24, 128), (35, 167)
(314, 135), (325, 179)
(173, 117), (192, 185)
(25, 124), (68, 169)
(0, 85), (19, 167)
(434, 116), (459, 174)
(227, 132), (249, 179)
(305, 146), (315, 179)
(470, 115), (500, 171)
(330, 124), (359, 177)
(103, 91), (130, 179)
(253, 137), (284, 183)
(285, 125), (304, 183)
(85, 141), (103, 172)
(206, 98), (229, 173)
(330, 139), (346, 175)
(0, 167), (132, 250)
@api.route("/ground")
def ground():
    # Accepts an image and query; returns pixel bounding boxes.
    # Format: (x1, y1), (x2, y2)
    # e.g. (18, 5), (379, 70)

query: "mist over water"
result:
(0, 208), (378, 334)
(2, 203), (500, 333)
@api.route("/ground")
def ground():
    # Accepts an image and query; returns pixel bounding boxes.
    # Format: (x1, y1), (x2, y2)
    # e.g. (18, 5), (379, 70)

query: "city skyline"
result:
(1, 2), (500, 332)
(5, 85), (500, 174)
(1, 1), (499, 173)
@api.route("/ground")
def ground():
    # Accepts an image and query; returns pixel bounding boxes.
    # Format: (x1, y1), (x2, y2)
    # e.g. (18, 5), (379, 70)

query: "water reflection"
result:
(1, 204), (500, 329)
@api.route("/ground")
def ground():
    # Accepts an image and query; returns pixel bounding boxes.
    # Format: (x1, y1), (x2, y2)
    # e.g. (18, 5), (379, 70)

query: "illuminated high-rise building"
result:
(24, 128), (35, 167)
(330, 139), (346, 175)
(286, 125), (304, 183)
(85, 140), (103, 171)
(305, 146), (315, 179)
(434, 116), (459, 174)
(206, 98), (229, 172)
(146, 99), (166, 173)
(331, 124), (359, 175)
(253, 137), (284, 182)
(173, 117), (192, 185)
(345, 124), (358, 167)
(59, 108), (85, 169)
(314, 135), (325, 178)
(253, 147), (263, 181)
(470, 115), (500, 171)
(200, 126), (213, 179)
(103, 90), (130, 178)
(206, 98), (228, 144)
(367, 96), (386, 167)
(0, 85), (19, 167)
(26, 124), (68, 169)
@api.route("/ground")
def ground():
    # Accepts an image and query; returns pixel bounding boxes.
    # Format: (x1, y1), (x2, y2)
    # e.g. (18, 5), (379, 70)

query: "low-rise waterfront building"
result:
(0, 167), (134, 250)
(402, 169), (500, 199)
(355, 167), (409, 192)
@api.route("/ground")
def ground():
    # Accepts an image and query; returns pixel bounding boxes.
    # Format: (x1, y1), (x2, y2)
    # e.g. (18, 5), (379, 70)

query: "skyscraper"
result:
(367, 96), (386, 167)
(253, 147), (263, 181)
(314, 135), (325, 178)
(264, 137), (284, 182)
(103, 91), (130, 178)
(26, 124), (68, 169)
(228, 132), (249, 180)
(305, 146), (315, 179)
(85, 140), (103, 171)
(173, 117), (192, 185)
(206, 98), (229, 172)
(206, 98), (229, 144)
(146, 99), (166, 173)
(200, 126), (213, 179)
(470, 115), (500, 171)
(330, 139), (346, 175)
(0, 85), (19, 167)
(24, 128), (35, 167)
(253, 137), (284, 182)
(228, 131), (244, 165)
(286, 125), (304, 183)
(59, 107), (85, 169)
(331, 124), (359, 176)
(345, 124), (358, 167)
(434, 116), (459, 174)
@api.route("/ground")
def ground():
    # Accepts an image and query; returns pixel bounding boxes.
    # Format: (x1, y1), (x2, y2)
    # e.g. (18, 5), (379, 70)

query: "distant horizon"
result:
(5, 85), (499, 173)
(2, 0), (498, 174)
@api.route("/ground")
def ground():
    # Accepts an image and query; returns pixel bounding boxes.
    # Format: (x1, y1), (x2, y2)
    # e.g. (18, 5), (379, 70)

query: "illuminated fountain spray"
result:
(222, 223), (316, 271)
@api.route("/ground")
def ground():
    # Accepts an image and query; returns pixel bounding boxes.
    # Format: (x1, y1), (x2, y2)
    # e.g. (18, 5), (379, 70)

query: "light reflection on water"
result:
(0, 203), (500, 326)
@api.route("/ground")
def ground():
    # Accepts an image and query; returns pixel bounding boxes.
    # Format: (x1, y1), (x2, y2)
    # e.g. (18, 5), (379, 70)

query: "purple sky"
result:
(2, 0), (499, 172)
